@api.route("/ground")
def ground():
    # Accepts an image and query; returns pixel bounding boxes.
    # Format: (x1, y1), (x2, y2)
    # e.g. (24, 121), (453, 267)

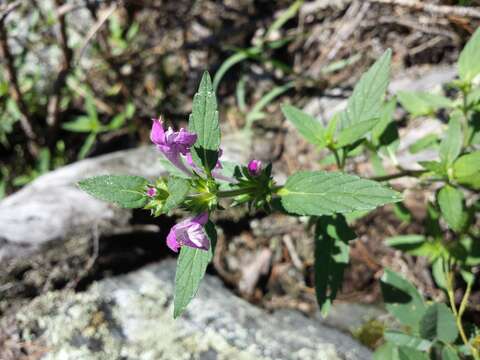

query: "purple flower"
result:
(247, 159), (262, 176)
(150, 118), (197, 175)
(146, 187), (157, 197)
(166, 212), (210, 253)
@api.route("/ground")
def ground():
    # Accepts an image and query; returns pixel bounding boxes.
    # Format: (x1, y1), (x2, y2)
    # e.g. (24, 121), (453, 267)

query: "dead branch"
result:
(0, 5), (39, 158)
(368, 0), (480, 20)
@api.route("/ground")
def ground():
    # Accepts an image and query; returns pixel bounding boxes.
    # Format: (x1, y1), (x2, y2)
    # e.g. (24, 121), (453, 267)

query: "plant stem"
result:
(332, 149), (343, 170)
(369, 169), (427, 182)
(217, 187), (255, 198)
(445, 267), (478, 358)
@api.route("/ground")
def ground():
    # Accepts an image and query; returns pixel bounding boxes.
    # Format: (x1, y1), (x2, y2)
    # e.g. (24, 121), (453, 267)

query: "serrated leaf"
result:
(279, 171), (402, 217)
(384, 331), (432, 352)
(173, 222), (216, 318)
(340, 49), (391, 130)
(453, 151), (480, 189)
(78, 175), (148, 208)
(282, 104), (326, 146)
(188, 71), (221, 172)
(438, 185), (467, 233)
(419, 303), (458, 343)
(381, 269), (426, 331)
(397, 91), (453, 117)
(336, 118), (379, 148)
(164, 177), (190, 212)
(458, 27), (480, 83)
(314, 215), (356, 316)
(440, 112), (463, 167)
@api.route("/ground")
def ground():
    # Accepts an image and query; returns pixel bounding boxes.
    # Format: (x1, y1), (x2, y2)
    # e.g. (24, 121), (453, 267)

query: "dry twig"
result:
(369, 0), (480, 20)
(77, 3), (118, 64)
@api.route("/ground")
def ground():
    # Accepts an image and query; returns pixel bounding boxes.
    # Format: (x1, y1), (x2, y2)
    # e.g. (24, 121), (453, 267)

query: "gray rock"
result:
(11, 260), (372, 360)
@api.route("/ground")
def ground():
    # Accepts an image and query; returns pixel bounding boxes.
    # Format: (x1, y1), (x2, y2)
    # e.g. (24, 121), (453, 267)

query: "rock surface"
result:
(6, 260), (372, 360)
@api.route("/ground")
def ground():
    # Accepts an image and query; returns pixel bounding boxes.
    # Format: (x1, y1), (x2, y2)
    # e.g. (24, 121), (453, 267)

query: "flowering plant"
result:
(78, 71), (401, 319)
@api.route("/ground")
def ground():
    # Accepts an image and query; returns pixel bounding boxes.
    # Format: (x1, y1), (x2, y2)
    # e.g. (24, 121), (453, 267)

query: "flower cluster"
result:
(148, 118), (265, 253)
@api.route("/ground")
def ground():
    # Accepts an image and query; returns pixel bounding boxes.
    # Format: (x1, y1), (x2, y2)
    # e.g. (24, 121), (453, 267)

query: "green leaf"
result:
(164, 177), (190, 213)
(458, 27), (480, 83)
(374, 343), (430, 360)
(108, 113), (127, 130)
(431, 258), (447, 291)
(325, 112), (340, 144)
(453, 151), (480, 189)
(372, 98), (398, 148)
(438, 185), (467, 233)
(418, 160), (446, 176)
(173, 224), (216, 318)
(397, 91), (453, 117)
(384, 331), (432, 352)
(62, 116), (97, 133)
(419, 303), (458, 343)
(340, 49), (391, 130)
(188, 71), (221, 172)
(386, 235), (427, 256)
(381, 269), (426, 331)
(442, 346), (460, 360)
(281, 104), (326, 146)
(78, 133), (96, 160)
(84, 95), (98, 122)
(279, 171), (402, 217)
(314, 215), (356, 316)
(392, 203), (412, 223)
(336, 118), (379, 148)
(466, 87), (480, 107)
(409, 134), (438, 154)
(78, 175), (148, 208)
(439, 112), (463, 167)
(461, 236), (480, 266)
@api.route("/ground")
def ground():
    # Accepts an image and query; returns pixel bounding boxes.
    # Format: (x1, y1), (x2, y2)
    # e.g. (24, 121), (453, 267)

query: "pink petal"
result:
(150, 118), (165, 145)
(166, 228), (180, 252)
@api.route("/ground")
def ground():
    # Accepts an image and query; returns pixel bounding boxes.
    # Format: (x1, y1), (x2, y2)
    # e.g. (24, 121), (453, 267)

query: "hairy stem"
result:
(217, 187), (255, 198)
(369, 169), (427, 182)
